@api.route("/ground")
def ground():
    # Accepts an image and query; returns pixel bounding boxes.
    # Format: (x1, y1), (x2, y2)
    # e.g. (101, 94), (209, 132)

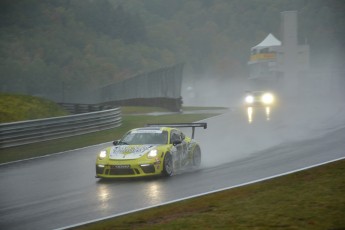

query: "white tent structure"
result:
(251, 33), (281, 53)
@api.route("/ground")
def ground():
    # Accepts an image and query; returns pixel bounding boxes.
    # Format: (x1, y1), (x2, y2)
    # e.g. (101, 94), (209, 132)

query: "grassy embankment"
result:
(0, 93), (222, 164)
(0, 93), (69, 122)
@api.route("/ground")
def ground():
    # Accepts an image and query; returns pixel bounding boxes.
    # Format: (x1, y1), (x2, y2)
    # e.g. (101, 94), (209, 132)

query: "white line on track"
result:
(55, 156), (345, 230)
(0, 142), (110, 166)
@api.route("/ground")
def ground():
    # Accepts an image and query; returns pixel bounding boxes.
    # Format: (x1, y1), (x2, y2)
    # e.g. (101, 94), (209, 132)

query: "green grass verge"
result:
(73, 159), (345, 230)
(0, 93), (69, 123)
(121, 106), (169, 114)
(0, 113), (214, 164)
(182, 106), (228, 111)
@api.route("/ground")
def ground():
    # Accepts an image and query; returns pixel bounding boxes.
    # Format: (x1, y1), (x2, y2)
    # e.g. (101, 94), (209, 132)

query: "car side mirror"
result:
(113, 140), (119, 146)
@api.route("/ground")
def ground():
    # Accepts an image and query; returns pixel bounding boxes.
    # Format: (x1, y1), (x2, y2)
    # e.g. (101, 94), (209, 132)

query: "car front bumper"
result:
(96, 160), (162, 178)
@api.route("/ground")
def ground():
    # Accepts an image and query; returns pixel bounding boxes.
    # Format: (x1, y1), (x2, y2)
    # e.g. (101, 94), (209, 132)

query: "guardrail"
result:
(58, 103), (115, 114)
(0, 108), (121, 149)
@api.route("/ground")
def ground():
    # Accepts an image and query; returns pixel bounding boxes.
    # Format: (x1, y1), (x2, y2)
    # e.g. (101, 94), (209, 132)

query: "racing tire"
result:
(192, 145), (201, 167)
(162, 152), (173, 177)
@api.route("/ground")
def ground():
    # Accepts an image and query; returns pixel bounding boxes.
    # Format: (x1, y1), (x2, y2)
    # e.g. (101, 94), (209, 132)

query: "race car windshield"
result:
(120, 131), (168, 145)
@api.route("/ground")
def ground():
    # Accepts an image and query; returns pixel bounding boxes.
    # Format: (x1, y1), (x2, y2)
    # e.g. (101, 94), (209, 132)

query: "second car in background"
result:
(244, 91), (275, 107)
(244, 91), (276, 123)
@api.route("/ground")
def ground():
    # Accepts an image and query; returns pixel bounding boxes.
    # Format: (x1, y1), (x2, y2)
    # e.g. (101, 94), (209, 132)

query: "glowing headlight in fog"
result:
(261, 93), (274, 104)
(99, 150), (107, 159)
(245, 95), (254, 104)
(148, 149), (158, 158)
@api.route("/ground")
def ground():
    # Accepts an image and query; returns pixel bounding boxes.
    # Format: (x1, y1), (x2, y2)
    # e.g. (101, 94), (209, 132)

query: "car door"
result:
(178, 131), (188, 166)
(170, 130), (188, 168)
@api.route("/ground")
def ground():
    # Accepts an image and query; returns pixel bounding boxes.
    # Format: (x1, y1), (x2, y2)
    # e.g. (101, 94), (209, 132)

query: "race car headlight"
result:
(147, 149), (158, 158)
(99, 150), (107, 159)
(261, 93), (274, 104)
(245, 95), (254, 104)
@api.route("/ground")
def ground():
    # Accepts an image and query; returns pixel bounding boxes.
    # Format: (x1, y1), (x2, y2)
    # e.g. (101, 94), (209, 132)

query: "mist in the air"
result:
(177, 3), (345, 169)
(182, 60), (345, 169)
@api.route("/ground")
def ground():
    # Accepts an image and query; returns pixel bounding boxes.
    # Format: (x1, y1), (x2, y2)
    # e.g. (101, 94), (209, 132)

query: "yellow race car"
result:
(96, 123), (207, 178)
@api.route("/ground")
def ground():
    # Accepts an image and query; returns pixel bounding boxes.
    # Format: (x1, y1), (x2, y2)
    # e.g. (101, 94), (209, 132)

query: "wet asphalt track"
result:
(1, 108), (344, 230)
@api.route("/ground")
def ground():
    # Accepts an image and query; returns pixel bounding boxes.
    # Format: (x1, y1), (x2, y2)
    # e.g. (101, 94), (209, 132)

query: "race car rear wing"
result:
(146, 123), (207, 139)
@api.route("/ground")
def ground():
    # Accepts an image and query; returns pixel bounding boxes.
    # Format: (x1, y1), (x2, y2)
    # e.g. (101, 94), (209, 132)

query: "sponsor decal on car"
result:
(109, 145), (154, 159)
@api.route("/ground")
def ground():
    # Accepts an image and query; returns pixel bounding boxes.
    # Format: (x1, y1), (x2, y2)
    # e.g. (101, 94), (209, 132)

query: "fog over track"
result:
(1, 93), (345, 230)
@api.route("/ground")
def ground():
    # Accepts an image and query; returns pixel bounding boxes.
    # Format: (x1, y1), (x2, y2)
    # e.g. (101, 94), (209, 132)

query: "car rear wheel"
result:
(162, 152), (173, 177)
(192, 146), (201, 167)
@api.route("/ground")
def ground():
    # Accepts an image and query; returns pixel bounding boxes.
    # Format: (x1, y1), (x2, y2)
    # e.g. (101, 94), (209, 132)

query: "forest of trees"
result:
(0, 0), (343, 102)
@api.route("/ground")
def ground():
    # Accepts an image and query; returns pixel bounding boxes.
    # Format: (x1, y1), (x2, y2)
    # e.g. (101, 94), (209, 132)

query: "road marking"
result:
(0, 142), (110, 166)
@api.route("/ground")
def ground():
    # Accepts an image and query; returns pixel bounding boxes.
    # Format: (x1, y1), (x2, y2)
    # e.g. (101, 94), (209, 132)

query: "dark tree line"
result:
(74, 0), (146, 43)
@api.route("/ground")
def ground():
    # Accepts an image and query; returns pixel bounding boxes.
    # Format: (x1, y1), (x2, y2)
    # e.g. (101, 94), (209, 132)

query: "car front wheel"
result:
(162, 152), (173, 177)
